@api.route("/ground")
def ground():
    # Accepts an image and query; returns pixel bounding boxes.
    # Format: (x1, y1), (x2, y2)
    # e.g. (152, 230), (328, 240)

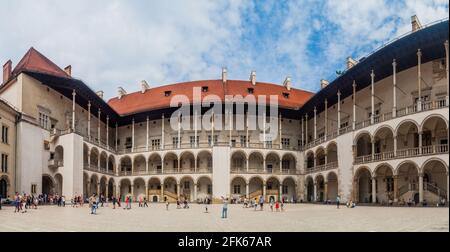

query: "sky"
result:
(0, 0), (448, 100)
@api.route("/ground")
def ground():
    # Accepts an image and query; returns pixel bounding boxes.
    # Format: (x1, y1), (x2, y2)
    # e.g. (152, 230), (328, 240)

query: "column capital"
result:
(313, 106), (317, 113)
(352, 80), (356, 88)
(88, 101), (91, 107)
(392, 58), (397, 66)
(370, 69), (375, 78)
(417, 48), (422, 57)
(72, 89), (76, 96)
(445, 40), (449, 47)
(337, 90), (341, 97)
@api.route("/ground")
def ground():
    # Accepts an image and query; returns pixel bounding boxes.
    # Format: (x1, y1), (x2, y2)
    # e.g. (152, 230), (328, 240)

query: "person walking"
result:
(221, 196), (228, 218)
(270, 198), (274, 212)
(259, 196), (264, 211)
(165, 201), (169, 210)
(124, 196), (129, 210)
(275, 201), (280, 212)
(89, 194), (97, 214)
(143, 197), (148, 207)
(336, 195), (341, 209)
(139, 196), (143, 207)
(112, 196), (117, 209)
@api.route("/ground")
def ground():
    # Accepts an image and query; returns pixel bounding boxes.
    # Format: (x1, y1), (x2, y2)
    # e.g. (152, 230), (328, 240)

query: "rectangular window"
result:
(208, 135), (218, 146)
(281, 138), (290, 148)
(125, 137), (132, 149)
(240, 135), (247, 146)
(1, 125), (8, 144)
(39, 112), (49, 129)
(189, 136), (199, 147)
(31, 184), (37, 194)
(151, 139), (160, 150)
(340, 121), (349, 129)
(1, 154), (8, 173)
(265, 141), (272, 148)
(233, 185), (241, 194)
(172, 137), (179, 147)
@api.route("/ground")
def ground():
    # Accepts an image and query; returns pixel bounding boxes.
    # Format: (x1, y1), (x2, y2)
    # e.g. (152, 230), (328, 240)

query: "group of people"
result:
(13, 192), (39, 213)
(176, 199), (189, 209)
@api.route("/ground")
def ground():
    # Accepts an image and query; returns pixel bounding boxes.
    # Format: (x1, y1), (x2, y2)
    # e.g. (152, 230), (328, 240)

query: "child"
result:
(275, 201), (280, 212)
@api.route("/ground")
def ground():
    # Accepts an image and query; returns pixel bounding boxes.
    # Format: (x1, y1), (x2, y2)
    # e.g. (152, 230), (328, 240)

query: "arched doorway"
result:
(355, 167), (371, 203)
(119, 156), (132, 175)
(397, 162), (419, 203)
(0, 176), (9, 199)
(163, 152), (178, 173)
(374, 164), (394, 204)
(230, 176), (246, 201)
(148, 177), (161, 202)
(373, 127), (394, 160)
(133, 177), (146, 201)
(281, 153), (296, 174)
(422, 159), (448, 204)
(54, 174), (63, 196)
(315, 175), (325, 202)
(327, 172), (338, 202)
(282, 177), (296, 202)
(305, 176), (314, 202)
(133, 155), (146, 175)
(196, 176), (212, 202)
(356, 132), (372, 158)
(163, 177), (178, 202)
(197, 151), (212, 173)
(248, 176), (264, 201)
(180, 176), (195, 202)
(180, 152), (195, 173)
(148, 153), (162, 174)
(42, 175), (55, 196)
(248, 152), (264, 172)
(231, 151), (246, 172)
(265, 153), (280, 173)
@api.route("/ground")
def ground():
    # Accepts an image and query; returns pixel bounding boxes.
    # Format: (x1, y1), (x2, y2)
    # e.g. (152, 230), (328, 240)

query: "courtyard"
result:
(0, 203), (448, 232)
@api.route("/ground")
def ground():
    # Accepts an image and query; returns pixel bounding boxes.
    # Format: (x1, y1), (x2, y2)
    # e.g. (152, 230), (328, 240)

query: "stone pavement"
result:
(0, 203), (448, 232)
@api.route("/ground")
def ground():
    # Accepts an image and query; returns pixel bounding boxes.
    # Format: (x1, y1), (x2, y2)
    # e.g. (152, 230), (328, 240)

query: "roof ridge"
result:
(12, 47), (70, 78)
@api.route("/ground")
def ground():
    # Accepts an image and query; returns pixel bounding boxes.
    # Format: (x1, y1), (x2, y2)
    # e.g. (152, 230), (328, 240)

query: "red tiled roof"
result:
(11, 47), (70, 79)
(108, 80), (315, 115)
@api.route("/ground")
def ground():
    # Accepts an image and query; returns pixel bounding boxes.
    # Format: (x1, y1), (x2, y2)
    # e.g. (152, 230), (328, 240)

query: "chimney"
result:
(64, 65), (72, 76)
(96, 91), (104, 99)
(141, 80), (150, 93)
(283, 77), (292, 91)
(118, 87), (127, 99)
(3, 60), (12, 84)
(320, 79), (329, 89)
(411, 15), (422, 32)
(222, 67), (227, 84)
(250, 71), (256, 86)
(346, 57), (358, 70)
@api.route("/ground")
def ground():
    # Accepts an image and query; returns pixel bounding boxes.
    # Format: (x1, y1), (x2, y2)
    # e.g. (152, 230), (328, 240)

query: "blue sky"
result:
(0, 0), (448, 99)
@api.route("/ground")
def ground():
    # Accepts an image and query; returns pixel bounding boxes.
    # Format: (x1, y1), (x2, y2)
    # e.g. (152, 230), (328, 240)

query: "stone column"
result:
(417, 49), (422, 112)
(145, 184), (148, 201)
(279, 184), (283, 201)
(263, 158), (266, 173)
(313, 182), (317, 202)
(177, 183), (180, 199)
(324, 99), (328, 140)
(246, 112), (249, 148)
(72, 89), (76, 131)
(393, 175), (398, 203)
(131, 184), (134, 201)
(370, 70), (375, 124)
(313, 107), (317, 140)
(419, 173), (424, 204)
(418, 131), (423, 154)
(352, 81), (357, 130)
(337, 90), (341, 134)
(97, 183), (100, 196)
(371, 177), (376, 203)
(324, 182), (328, 201)
(371, 138), (375, 159)
(160, 184), (164, 202)
(246, 183), (249, 199)
(87, 101), (91, 139)
(393, 135), (397, 157)
(305, 114), (309, 145)
(392, 59), (397, 117)
(131, 118), (135, 152)
(161, 114), (165, 149)
(263, 183), (267, 202)
(193, 183), (197, 202)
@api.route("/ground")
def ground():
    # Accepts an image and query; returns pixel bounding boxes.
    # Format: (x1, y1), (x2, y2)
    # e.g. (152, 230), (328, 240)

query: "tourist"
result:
(128, 196), (132, 209)
(166, 201), (169, 210)
(139, 196), (143, 207)
(253, 199), (258, 211)
(204, 200), (208, 213)
(259, 196), (264, 211)
(124, 196), (129, 210)
(221, 196), (228, 218)
(270, 198), (274, 212)
(143, 197), (148, 207)
(281, 199), (285, 211)
(61, 195), (66, 207)
(89, 194), (97, 214)
(184, 199), (189, 209)
(176, 199), (180, 209)
(112, 196), (117, 209)
(336, 195), (340, 209)
(275, 201), (279, 212)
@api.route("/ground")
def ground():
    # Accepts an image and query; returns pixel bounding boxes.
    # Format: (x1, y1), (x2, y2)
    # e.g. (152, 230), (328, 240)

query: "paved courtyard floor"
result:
(0, 203), (448, 232)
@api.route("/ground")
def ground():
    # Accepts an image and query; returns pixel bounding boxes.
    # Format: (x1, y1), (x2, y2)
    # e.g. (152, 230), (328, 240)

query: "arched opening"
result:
(90, 174), (99, 196)
(248, 152), (264, 172)
(266, 177), (280, 201)
(180, 176), (195, 202)
(326, 142), (338, 164)
(163, 152), (178, 173)
(421, 116), (448, 152)
(0, 176), (9, 199)
(231, 151), (246, 172)
(327, 172), (338, 202)
(196, 176), (212, 202)
(99, 152), (107, 172)
(355, 167), (371, 203)
(422, 159), (448, 204)
(119, 156), (132, 175)
(230, 177), (246, 201)
(248, 176), (264, 201)
(148, 177), (162, 202)
(99, 176), (107, 197)
(54, 174), (63, 196)
(373, 127), (394, 159)
(163, 177), (178, 202)
(374, 164), (394, 204)
(281, 153), (296, 174)
(397, 121), (419, 154)
(133, 177), (146, 201)
(397, 162), (419, 204)
(54, 145), (64, 167)
(107, 178), (115, 199)
(108, 156), (115, 173)
(315, 175), (325, 202)
(42, 175), (55, 196)
(265, 153), (280, 173)
(282, 177), (296, 202)
(315, 148), (326, 166)
(305, 176), (314, 202)
(90, 148), (99, 169)
(180, 152), (195, 173)
(356, 133), (372, 157)
(83, 144), (89, 167)
(148, 153), (162, 174)
(197, 151), (212, 173)
(119, 179), (132, 201)
(306, 151), (314, 170)
(133, 155), (146, 174)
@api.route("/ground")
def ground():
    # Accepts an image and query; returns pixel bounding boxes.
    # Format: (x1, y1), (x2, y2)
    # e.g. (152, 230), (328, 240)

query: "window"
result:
(164, 91), (172, 97)
(1, 154), (8, 173)
(172, 137), (179, 147)
(207, 184), (212, 194)
(208, 135), (218, 146)
(39, 112), (49, 129)
(233, 185), (241, 194)
(318, 132), (325, 138)
(190, 136), (199, 147)
(282, 92), (290, 98)
(1, 125), (8, 144)
(240, 135), (247, 146)
(31, 184), (37, 194)
(125, 137), (132, 148)
(340, 121), (349, 129)
(151, 139), (160, 150)
(247, 88), (254, 94)
(231, 139), (236, 147)
(201, 86), (209, 92)
(281, 138), (290, 148)
(265, 140), (272, 148)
